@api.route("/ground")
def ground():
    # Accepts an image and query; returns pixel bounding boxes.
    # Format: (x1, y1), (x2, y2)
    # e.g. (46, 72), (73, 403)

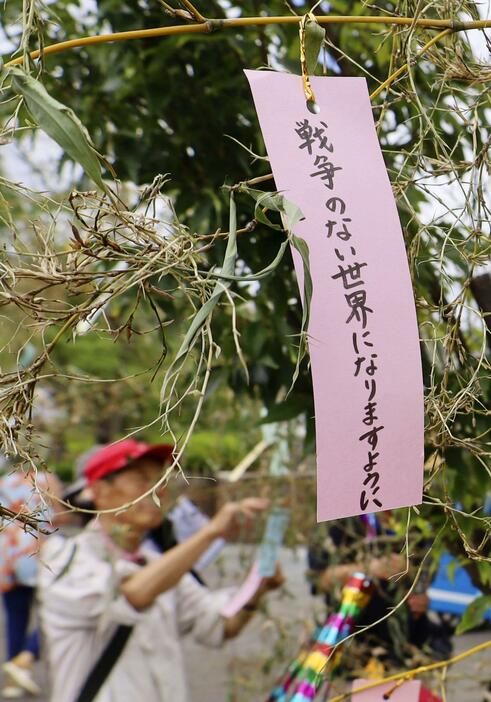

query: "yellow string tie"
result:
(299, 14), (318, 111)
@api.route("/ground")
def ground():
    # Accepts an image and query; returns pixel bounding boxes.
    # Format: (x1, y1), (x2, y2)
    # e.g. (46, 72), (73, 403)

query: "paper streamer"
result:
(222, 508), (289, 616)
(220, 562), (262, 617)
(352, 679), (421, 702)
(245, 71), (424, 521)
(258, 508), (290, 577)
(267, 573), (373, 701)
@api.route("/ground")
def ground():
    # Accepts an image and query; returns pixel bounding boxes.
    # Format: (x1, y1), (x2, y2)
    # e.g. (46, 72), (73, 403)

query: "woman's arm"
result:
(121, 498), (268, 610)
(318, 553), (407, 592)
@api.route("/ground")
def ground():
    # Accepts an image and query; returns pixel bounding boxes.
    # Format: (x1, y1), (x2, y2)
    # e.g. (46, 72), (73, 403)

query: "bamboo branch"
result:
(4, 16), (491, 68)
(369, 28), (452, 100)
(328, 639), (491, 702)
(0, 504), (54, 535)
(178, 0), (206, 23)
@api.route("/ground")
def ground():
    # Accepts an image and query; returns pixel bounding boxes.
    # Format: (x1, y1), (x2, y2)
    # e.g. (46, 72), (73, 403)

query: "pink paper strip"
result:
(220, 562), (262, 617)
(245, 71), (424, 522)
(352, 678), (421, 701)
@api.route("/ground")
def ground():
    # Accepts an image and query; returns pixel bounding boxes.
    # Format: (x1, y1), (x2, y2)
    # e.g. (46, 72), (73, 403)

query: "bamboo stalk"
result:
(4, 16), (491, 68)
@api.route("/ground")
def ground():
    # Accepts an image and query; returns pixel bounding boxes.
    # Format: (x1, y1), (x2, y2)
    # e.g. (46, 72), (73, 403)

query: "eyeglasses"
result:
(104, 465), (167, 493)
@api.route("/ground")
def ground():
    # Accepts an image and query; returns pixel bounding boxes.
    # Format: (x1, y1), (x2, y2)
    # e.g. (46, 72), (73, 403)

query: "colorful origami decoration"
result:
(267, 572), (374, 701)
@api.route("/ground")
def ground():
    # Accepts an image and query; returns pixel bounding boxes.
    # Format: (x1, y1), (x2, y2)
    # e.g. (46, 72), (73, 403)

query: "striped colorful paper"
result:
(267, 573), (373, 702)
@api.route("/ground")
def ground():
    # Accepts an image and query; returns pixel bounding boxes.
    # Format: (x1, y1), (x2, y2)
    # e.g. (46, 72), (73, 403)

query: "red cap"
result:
(84, 439), (173, 484)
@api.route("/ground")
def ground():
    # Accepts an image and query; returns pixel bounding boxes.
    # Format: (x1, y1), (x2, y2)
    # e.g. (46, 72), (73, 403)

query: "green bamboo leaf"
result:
(291, 234), (313, 327)
(240, 184), (311, 391)
(447, 557), (460, 584)
(455, 595), (491, 634)
(175, 192), (238, 359)
(160, 192), (238, 404)
(238, 186), (304, 232)
(9, 67), (108, 193)
(0, 190), (14, 229)
(206, 239), (289, 282)
(289, 234), (313, 393)
(305, 17), (326, 75)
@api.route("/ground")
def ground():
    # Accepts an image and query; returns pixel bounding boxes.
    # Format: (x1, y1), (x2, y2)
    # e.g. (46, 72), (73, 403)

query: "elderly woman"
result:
(38, 438), (283, 702)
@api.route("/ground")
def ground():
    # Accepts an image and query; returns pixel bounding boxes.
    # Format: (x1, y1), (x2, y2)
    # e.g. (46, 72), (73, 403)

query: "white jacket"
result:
(38, 524), (229, 702)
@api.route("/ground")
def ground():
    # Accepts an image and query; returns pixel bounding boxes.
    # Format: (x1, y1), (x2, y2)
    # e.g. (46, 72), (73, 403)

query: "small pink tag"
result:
(351, 678), (421, 702)
(245, 71), (424, 522)
(220, 562), (262, 617)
